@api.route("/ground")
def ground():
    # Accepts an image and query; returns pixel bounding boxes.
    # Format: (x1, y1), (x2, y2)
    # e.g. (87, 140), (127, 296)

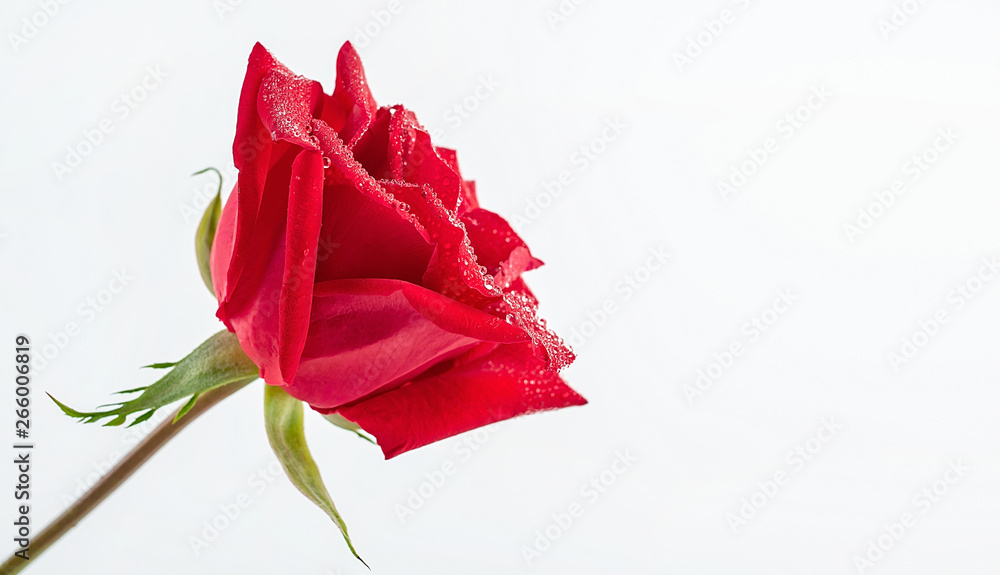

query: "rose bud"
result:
(210, 42), (586, 458)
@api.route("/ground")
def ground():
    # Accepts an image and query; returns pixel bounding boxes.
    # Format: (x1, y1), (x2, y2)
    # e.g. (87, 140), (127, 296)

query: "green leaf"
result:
(323, 413), (376, 444)
(50, 330), (258, 427)
(264, 385), (368, 567)
(194, 167), (224, 296)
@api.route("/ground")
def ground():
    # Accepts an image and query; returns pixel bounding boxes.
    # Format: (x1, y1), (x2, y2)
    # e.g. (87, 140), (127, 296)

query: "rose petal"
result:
(382, 181), (504, 306)
(351, 107), (393, 179)
(494, 282), (576, 371)
(460, 180), (479, 213)
(434, 147), (460, 175)
(258, 68), (323, 150)
(277, 150), (325, 383)
(225, 44), (324, 307)
(387, 106), (414, 180)
(314, 180), (435, 286)
(215, 150), (295, 383)
(376, 183), (570, 369)
(335, 342), (587, 459)
(226, 43), (283, 304)
(430, 145), (478, 214)
(461, 208), (543, 287)
(326, 41), (377, 148)
(493, 246), (535, 290)
(378, 183), (571, 371)
(281, 278), (529, 409)
(399, 123), (462, 211)
(210, 183), (238, 312)
(354, 105), (420, 182)
(310, 119), (435, 284)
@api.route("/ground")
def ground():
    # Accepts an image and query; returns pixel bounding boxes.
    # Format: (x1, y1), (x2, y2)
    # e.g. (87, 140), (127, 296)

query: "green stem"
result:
(0, 379), (254, 575)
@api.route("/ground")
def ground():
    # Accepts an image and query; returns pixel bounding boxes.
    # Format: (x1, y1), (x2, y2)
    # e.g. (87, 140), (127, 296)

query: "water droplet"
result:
(505, 314), (515, 324)
(270, 131), (278, 141)
(322, 157), (332, 169)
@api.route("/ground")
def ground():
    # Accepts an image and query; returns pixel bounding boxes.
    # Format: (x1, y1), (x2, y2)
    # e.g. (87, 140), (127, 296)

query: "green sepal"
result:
(142, 362), (176, 369)
(174, 394), (201, 423)
(264, 385), (368, 567)
(323, 413), (376, 444)
(194, 167), (223, 296)
(50, 330), (258, 427)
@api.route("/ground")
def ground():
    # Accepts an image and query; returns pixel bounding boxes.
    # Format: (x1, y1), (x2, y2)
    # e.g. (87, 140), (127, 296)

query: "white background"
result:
(2, 0), (1000, 573)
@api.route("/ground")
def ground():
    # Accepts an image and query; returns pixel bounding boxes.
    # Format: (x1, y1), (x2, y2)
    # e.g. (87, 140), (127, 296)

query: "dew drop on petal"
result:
(322, 156), (332, 169)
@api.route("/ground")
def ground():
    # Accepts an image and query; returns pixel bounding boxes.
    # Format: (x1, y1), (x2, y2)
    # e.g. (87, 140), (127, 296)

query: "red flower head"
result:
(210, 42), (585, 458)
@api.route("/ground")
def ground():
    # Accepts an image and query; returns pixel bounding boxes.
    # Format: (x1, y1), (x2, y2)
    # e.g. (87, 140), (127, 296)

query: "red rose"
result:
(210, 42), (585, 458)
